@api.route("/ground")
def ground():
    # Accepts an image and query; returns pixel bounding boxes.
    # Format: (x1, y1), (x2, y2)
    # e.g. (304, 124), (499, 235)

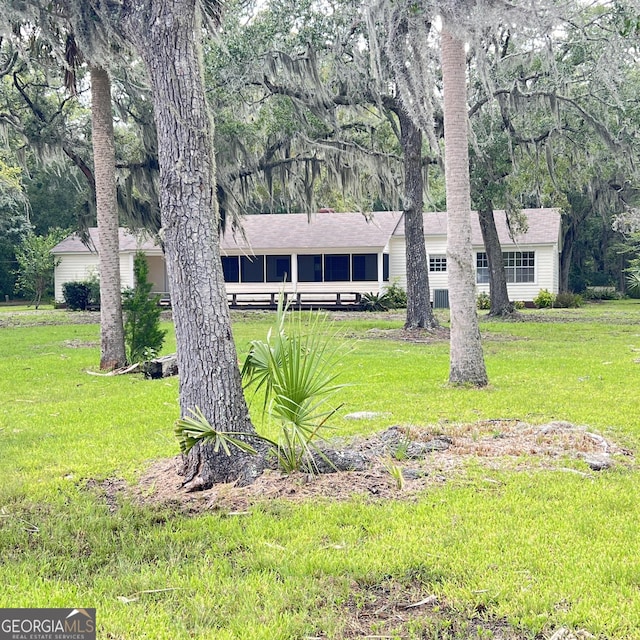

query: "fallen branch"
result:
(86, 363), (142, 376)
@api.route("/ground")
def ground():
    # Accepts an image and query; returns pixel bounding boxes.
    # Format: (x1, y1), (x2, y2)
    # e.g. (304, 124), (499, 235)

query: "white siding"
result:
(54, 254), (99, 302)
(388, 237), (407, 289)
(54, 252), (136, 303)
(53, 213), (561, 305)
(390, 235), (452, 302)
(425, 237), (449, 301)
(120, 254), (135, 291)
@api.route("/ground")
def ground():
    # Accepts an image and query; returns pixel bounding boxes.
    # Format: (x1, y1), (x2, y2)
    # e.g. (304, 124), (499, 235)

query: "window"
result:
(352, 254), (377, 281)
(504, 251), (535, 283)
(476, 253), (489, 284)
(298, 255), (322, 282)
(476, 251), (535, 284)
(324, 254), (350, 282)
(429, 255), (447, 272)
(383, 254), (389, 281)
(222, 256), (239, 282)
(241, 255), (264, 283)
(266, 255), (291, 283)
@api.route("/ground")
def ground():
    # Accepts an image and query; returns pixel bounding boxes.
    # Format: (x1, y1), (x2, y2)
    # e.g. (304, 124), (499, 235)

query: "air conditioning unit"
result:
(433, 289), (449, 309)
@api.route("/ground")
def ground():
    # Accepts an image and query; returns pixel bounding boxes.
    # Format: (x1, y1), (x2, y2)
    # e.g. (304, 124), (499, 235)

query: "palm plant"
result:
(626, 258), (640, 295)
(176, 294), (348, 474)
(241, 295), (347, 473)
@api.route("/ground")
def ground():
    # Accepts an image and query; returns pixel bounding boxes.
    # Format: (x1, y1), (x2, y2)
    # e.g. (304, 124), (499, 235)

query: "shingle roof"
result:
(51, 208), (561, 255)
(220, 211), (403, 252)
(407, 208), (561, 246)
(51, 228), (160, 254)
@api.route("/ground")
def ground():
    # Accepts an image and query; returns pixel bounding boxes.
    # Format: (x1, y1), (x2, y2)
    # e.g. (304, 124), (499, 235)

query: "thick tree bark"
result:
(477, 205), (515, 316)
(90, 66), (126, 370)
(397, 105), (439, 330)
(122, 1), (265, 488)
(441, 27), (488, 387)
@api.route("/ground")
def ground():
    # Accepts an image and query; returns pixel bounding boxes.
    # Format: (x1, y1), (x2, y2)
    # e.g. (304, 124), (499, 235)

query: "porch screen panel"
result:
(324, 254), (350, 281)
(298, 255), (322, 282)
(241, 255), (264, 283)
(352, 253), (377, 281)
(266, 255), (291, 282)
(222, 256), (239, 282)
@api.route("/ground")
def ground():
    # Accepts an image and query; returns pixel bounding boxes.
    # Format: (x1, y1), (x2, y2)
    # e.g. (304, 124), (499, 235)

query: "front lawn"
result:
(1, 302), (639, 638)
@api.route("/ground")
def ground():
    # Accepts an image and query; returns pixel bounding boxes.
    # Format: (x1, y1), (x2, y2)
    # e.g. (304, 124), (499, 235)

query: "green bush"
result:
(122, 252), (166, 363)
(384, 281), (407, 309)
(582, 286), (620, 301)
(62, 279), (100, 311)
(533, 288), (554, 309)
(476, 292), (490, 310)
(553, 292), (583, 308)
(513, 300), (526, 310)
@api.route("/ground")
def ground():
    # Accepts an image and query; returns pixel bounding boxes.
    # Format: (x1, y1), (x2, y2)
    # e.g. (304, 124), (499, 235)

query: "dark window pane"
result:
(429, 255), (447, 272)
(298, 255), (322, 282)
(352, 254), (377, 281)
(241, 255), (264, 283)
(266, 255), (291, 283)
(383, 254), (389, 281)
(324, 254), (350, 282)
(222, 256), (239, 283)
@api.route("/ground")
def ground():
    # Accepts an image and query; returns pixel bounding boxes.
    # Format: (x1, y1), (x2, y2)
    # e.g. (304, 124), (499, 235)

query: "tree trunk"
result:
(90, 66), (126, 370)
(441, 27), (487, 387)
(559, 223), (575, 294)
(122, 1), (265, 488)
(477, 205), (515, 316)
(397, 105), (438, 330)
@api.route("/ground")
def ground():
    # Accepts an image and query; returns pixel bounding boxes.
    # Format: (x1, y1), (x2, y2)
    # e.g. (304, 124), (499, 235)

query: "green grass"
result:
(2, 302), (640, 638)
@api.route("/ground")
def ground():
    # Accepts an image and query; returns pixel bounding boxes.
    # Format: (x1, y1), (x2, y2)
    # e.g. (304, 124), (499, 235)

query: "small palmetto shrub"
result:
(361, 291), (392, 311)
(626, 267), (640, 296)
(175, 294), (348, 474)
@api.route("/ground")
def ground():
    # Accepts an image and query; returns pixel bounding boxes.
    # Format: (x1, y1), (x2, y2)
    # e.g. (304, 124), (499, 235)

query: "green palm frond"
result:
(175, 407), (262, 456)
(240, 291), (350, 473)
(626, 270), (640, 294)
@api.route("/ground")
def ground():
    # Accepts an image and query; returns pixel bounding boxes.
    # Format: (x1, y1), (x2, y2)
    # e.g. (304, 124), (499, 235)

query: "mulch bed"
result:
(123, 420), (632, 515)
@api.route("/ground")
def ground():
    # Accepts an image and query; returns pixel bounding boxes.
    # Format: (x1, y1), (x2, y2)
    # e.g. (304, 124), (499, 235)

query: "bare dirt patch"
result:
(64, 338), (100, 348)
(363, 325), (451, 343)
(340, 580), (526, 639)
(361, 325), (523, 344)
(130, 420), (633, 515)
(85, 477), (128, 512)
(336, 579), (596, 639)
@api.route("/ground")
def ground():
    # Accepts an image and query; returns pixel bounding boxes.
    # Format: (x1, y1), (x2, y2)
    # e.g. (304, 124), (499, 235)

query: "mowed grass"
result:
(1, 302), (640, 638)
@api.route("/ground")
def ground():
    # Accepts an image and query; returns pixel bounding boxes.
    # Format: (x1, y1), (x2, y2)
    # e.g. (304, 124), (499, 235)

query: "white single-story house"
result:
(51, 208), (562, 307)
